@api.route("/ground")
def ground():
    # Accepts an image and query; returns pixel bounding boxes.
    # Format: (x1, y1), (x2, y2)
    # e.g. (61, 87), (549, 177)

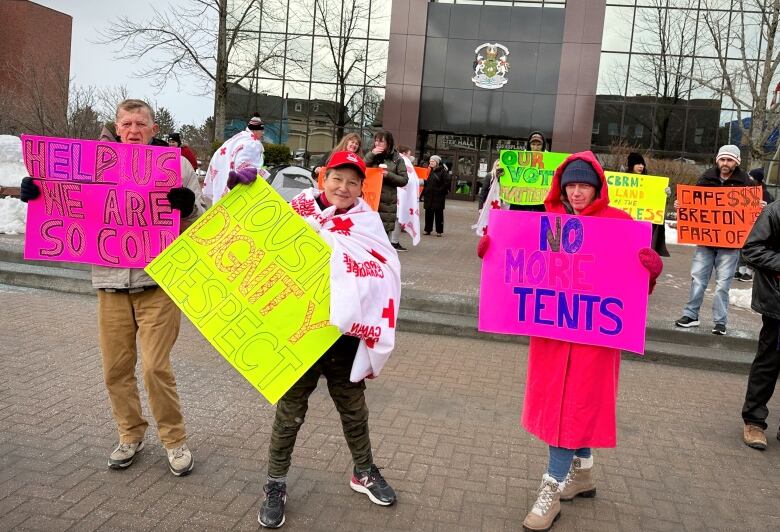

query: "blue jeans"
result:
(547, 446), (591, 483)
(683, 246), (739, 326)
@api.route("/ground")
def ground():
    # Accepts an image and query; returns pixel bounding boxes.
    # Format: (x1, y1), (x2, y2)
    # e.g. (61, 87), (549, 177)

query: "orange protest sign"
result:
(414, 166), (430, 196)
(676, 185), (763, 248)
(317, 167), (383, 211)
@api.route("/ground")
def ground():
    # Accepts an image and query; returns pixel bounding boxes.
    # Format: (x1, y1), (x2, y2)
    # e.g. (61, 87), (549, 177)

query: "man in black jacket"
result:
(674, 145), (757, 336)
(740, 201), (780, 449)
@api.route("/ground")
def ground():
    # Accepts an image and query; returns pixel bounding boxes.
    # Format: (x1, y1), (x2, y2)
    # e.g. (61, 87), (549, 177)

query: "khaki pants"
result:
(97, 287), (186, 449)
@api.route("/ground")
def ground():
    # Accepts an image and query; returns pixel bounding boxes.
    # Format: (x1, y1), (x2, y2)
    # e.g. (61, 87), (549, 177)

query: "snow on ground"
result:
(729, 287), (753, 310)
(0, 135), (27, 187)
(664, 222), (694, 246)
(0, 197), (26, 234)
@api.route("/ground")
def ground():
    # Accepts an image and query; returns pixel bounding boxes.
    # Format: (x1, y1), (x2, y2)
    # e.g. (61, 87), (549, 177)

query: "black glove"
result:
(20, 177), (41, 203)
(167, 187), (196, 217)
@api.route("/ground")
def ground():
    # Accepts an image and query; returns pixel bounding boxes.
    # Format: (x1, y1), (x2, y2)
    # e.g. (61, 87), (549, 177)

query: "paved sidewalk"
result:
(2, 285), (779, 531)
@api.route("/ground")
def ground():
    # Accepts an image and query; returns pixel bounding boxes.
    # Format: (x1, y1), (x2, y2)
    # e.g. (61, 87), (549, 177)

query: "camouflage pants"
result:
(267, 335), (373, 477)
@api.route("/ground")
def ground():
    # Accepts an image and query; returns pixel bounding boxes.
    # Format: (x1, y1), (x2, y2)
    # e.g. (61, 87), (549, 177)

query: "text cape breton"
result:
(145, 179), (341, 404)
(479, 211), (650, 354)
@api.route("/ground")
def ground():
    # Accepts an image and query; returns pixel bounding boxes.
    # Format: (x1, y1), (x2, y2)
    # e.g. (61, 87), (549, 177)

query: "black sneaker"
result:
(258, 481), (286, 528)
(675, 316), (700, 328)
(391, 242), (407, 252)
(712, 324), (727, 335)
(350, 465), (396, 506)
(739, 272), (753, 282)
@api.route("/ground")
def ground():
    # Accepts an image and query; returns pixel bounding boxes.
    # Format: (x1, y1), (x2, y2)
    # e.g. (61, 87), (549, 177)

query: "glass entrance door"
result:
(451, 153), (478, 200)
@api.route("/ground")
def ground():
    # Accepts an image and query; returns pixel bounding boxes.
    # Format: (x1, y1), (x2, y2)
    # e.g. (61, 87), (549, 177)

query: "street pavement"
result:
(2, 284), (780, 531)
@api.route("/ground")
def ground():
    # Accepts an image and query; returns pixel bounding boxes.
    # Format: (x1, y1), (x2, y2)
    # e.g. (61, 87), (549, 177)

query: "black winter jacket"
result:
(364, 149), (409, 232)
(696, 166), (752, 187)
(422, 166), (451, 211)
(742, 201), (780, 319)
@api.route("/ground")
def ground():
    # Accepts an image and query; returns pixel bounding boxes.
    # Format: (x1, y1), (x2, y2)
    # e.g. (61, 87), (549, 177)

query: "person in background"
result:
(20, 99), (205, 476)
(477, 152), (662, 532)
(168, 132), (199, 172)
(674, 145), (762, 335)
(421, 155), (451, 237)
(473, 159), (506, 236)
(391, 145), (421, 250)
(626, 152), (669, 257)
(509, 131), (549, 213)
(203, 113), (265, 205)
(312, 132), (362, 177)
(364, 130), (409, 238)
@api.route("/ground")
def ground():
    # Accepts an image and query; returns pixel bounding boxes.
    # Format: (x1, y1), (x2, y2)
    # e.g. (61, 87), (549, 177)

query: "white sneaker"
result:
(108, 441), (145, 469)
(166, 444), (194, 476)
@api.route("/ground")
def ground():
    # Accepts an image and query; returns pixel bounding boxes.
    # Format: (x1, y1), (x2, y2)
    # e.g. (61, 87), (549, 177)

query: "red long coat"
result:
(521, 151), (634, 449)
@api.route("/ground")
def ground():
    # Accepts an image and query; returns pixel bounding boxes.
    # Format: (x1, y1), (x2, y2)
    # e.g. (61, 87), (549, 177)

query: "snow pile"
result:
(0, 135), (27, 187)
(729, 288), (753, 310)
(0, 197), (27, 234)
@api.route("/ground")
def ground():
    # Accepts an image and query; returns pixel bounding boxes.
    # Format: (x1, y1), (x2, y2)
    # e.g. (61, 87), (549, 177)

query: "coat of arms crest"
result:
(472, 43), (510, 89)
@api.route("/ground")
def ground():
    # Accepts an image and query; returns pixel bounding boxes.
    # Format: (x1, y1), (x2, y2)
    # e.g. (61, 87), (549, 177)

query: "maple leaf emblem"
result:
(329, 216), (354, 235)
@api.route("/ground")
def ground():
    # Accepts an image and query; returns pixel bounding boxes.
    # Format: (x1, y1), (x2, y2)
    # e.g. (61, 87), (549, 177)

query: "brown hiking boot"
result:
(522, 475), (561, 531)
(743, 424), (767, 450)
(560, 458), (596, 501)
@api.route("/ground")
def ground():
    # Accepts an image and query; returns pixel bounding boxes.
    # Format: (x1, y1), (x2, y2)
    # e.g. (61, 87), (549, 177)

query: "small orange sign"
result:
(676, 185), (763, 248)
(318, 167), (384, 211)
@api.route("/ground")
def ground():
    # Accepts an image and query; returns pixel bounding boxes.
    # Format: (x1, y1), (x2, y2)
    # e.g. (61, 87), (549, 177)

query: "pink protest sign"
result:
(478, 210), (651, 354)
(22, 135), (181, 268)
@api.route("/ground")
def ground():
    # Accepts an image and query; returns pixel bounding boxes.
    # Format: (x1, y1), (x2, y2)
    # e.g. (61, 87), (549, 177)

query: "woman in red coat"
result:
(478, 152), (662, 531)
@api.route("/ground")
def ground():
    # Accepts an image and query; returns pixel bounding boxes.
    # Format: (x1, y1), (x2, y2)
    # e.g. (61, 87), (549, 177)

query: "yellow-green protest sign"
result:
(605, 172), (669, 225)
(498, 150), (570, 205)
(145, 179), (341, 404)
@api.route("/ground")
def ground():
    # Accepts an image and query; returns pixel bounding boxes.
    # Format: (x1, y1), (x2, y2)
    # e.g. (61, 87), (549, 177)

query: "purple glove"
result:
(227, 167), (258, 189)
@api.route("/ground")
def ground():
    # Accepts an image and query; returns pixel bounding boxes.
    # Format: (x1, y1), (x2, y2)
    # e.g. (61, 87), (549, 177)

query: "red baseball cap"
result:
(326, 150), (366, 179)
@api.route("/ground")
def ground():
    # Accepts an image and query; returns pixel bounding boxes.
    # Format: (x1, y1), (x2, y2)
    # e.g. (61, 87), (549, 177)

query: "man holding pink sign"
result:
(477, 152), (662, 532)
(20, 99), (205, 477)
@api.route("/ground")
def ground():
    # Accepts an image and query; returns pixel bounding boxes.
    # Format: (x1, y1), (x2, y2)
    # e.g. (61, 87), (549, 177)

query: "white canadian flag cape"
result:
(290, 188), (402, 382)
(203, 129), (265, 204)
(398, 155), (421, 245)
(472, 174), (505, 236)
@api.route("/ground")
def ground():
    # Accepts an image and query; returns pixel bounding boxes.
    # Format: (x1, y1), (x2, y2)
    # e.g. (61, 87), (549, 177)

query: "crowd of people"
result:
(17, 99), (780, 531)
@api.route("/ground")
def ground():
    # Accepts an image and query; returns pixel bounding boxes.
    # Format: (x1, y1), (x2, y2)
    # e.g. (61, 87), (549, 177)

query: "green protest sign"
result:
(498, 150), (570, 205)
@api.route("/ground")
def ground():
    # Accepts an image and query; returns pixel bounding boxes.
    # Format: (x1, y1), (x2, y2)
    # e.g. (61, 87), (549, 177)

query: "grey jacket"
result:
(91, 156), (205, 289)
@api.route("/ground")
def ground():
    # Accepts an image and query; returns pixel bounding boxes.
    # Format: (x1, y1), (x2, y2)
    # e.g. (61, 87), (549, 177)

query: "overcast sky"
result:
(34, 0), (213, 126)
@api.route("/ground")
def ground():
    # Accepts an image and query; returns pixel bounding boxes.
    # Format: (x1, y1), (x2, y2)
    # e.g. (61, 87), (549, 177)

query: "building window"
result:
(635, 124), (643, 138)
(294, 103), (302, 112)
(313, 104), (319, 112)
(694, 128), (704, 145)
(608, 122), (619, 136)
(592, 123), (600, 135)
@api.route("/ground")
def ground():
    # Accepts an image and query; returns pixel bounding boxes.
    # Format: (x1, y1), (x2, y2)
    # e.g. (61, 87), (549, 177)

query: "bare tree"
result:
(97, 0), (293, 143)
(0, 60), (70, 136)
(690, 0), (780, 167)
(623, 0), (701, 152)
(308, 0), (387, 140)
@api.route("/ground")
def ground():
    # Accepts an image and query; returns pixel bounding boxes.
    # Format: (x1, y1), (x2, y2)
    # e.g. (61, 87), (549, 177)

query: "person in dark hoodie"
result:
(508, 131), (549, 213)
(626, 152), (669, 257)
(364, 130), (409, 236)
(674, 145), (762, 336)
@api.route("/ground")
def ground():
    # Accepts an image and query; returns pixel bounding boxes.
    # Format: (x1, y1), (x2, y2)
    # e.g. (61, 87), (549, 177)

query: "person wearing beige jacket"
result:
(21, 99), (205, 476)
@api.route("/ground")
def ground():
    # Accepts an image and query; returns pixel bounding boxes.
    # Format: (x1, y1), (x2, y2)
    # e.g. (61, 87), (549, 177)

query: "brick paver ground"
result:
(2, 284), (779, 531)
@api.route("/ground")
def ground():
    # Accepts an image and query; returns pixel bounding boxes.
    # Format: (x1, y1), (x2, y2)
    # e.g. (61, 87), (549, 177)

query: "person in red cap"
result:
(227, 151), (399, 529)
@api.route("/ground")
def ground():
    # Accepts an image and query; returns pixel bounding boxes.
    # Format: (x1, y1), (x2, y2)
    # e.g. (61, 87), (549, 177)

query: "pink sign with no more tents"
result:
(22, 135), (182, 268)
(478, 210), (651, 354)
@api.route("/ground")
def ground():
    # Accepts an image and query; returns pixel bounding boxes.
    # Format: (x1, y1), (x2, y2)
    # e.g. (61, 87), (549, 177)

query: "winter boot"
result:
(560, 457), (596, 501)
(522, 474), (561, 531)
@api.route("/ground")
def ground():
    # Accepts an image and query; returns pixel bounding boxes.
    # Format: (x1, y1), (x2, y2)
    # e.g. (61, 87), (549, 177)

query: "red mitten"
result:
(638, 247), (663, 294)
(477, 234), (491, 259)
